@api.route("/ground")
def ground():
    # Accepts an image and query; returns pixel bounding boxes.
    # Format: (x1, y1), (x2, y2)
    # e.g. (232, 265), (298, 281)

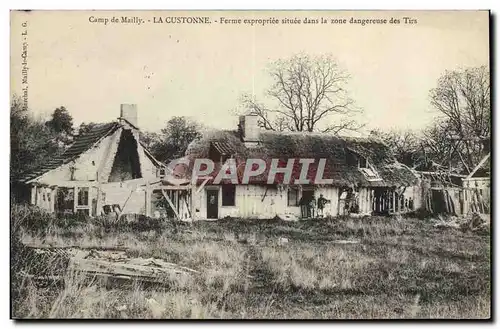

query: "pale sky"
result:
(10, 10), (489, 135)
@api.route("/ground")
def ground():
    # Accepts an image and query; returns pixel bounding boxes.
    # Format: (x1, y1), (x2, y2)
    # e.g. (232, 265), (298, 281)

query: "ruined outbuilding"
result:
(17, 104), (183, 218)
(416, 153), (490, 216)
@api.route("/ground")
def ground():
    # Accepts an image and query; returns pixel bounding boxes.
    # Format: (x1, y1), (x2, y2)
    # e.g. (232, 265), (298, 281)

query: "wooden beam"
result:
(183, 196), (191, 218)
(456, 151), (471, 174)
(442, 188), (450, 213)
(464, 177), (490, 182)
(445, 136), (489, 141)
(73, 187), (78, 214)
(118, 189), (134, 219)
(50, 188), (56, 213)
(95, 184), (102, 216)
(161, 189), (180, 219)
(391, 192), (396, 213)
(31, 185), (36, 205)
(190, 186), (196, 221)
(145, 181), (151, 217)
(261, 186), (269, 202)
(465, 153), (490, 180)
(149, 185), (190, 191)
(417, 171), (467, 178)
(37, 181), (100, 188)
(196, 178), (210, 194)
(175, 191), (179, 214)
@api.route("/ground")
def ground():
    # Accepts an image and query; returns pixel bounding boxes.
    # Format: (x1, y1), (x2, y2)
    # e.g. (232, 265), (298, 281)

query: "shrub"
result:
(128, 215), (166, 233)
(411, 208), (433, 220)
(11, 203), (56, 234)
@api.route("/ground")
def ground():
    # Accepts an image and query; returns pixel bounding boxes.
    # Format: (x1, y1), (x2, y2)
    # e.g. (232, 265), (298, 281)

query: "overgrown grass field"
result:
(11, 205), (491, 319)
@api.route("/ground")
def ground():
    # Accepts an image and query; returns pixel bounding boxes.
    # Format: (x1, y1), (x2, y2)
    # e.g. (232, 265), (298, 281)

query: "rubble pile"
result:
(432, 212), (490, 233)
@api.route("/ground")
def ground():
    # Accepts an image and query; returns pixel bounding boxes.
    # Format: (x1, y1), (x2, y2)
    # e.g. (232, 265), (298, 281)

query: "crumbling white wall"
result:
(32, 186), (56, 212)
(31, 127), (158, 187)
(192, 184), (344, 219)
(316, 186), (341, 216)
(32, 129), (121, 186)
(100, 180), (147, 215)
(137, 145), (159, 180)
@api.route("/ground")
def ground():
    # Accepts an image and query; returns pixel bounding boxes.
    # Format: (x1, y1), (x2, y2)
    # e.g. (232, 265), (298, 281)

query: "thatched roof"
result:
(178, 130), (418, 187)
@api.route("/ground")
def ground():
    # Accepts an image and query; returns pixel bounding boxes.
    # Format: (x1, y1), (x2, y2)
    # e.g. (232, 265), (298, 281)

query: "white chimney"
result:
(120, 104), (138, 128)
(239, 114), (260, 147)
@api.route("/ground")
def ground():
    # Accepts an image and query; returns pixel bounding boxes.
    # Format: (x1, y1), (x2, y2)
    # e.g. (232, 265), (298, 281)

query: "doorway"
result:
(301, 189), (315, 218)
(206, 189), (219, 219)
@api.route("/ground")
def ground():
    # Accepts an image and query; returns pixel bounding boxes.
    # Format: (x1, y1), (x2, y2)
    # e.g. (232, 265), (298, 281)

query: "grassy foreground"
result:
(11, 205), (491, 319)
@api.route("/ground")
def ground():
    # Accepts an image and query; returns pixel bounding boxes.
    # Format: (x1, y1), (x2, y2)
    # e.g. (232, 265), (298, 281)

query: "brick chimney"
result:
(239, 114), (260, 147)
(119, 104), (138, 128)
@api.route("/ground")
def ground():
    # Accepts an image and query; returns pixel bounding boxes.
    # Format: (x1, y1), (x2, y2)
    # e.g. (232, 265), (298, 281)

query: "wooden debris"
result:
(68, 249), (200, 283)
(332, 239), (360, 244)
(21, 246), (200, 286)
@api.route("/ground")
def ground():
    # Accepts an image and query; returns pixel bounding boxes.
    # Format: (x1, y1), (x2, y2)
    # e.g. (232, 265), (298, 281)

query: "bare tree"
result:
(370, 128), (420, 166)
(240, 54), (363, 134)
(419, 120), (464, 171)
(429, 66), (490, 171)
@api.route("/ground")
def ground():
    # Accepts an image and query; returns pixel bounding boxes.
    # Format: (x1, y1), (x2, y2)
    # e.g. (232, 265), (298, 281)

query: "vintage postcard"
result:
(10, 10), (491, 319)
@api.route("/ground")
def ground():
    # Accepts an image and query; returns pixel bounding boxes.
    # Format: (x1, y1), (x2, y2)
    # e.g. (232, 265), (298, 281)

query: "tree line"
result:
(238, 55), (489, 174)
(371, 66), (490, 173)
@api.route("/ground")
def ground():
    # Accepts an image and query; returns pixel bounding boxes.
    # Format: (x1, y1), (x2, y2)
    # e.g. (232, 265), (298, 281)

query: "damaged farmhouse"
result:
(9, 10), (491, 321)
(177, 114), (422, 220)
(16, 104), (169, 218)
(14, 106), (425, 221)
(16, 107), (489, 221)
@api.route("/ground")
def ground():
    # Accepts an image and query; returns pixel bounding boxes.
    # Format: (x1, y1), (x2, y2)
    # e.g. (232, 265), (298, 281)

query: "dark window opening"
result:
(359, 157), (367, 168)
(288, 187), (299, 206)
(301, 190), (315, 204)
(109, 129), (142, 182)
(56, 187), (74, 215)
(209, 144), (221, 163)
(222, 185), (236, 206)
(78, 187), (89, 206)
(103, 205), (112, 214)
(91, 192), (98, 216)
(346, 151), (358, 166)
(300, 189), (316, 218)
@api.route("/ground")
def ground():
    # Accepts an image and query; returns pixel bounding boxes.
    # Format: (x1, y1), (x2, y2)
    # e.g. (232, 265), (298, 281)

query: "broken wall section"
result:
(109, 130), (142, 182)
